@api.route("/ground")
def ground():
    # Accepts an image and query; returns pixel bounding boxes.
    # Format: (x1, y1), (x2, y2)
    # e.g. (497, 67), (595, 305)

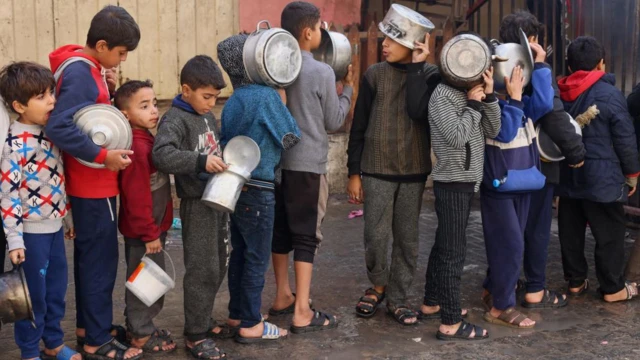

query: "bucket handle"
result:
(256, 20), (271, 33)
(142, 249), (176, 284)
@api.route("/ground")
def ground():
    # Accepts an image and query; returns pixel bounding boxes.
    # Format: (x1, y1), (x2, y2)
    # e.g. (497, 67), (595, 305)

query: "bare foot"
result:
(238, 321), (288, 338)
(524, 290), (567, 304)
(569, 281), (588, 295)
(489, 307), (535, 327)
(439, 321), (487, 338)
(356, 286), (385, 314)
(84, 342), (142, 359)
(186, 339), (225, 359)
(420, 304), (468, 317)
(293, 308), (332, 327)
(604, 283), (638, 302)
(271, 292), (295, 312)
(43, 345), (82, 360)
(130, 331), (176, 352)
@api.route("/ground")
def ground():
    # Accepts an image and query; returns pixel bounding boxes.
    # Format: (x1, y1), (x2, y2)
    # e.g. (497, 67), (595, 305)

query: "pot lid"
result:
(264, 31), (302, 85)
(519, 28), (535, 70)
(441, 34), (491, 84)
(223, 136), (261, 173)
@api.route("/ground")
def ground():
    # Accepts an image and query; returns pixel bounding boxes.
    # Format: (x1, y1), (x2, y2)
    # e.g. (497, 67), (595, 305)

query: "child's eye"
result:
(142, 105), (148, 109)
(37, 94), (45, 100)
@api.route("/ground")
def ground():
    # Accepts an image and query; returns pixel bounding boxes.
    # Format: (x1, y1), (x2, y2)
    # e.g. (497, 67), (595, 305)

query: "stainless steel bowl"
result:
(536, 113), (582, 162)
(440, 33), (492, 88)
(491, 28), (535, 92)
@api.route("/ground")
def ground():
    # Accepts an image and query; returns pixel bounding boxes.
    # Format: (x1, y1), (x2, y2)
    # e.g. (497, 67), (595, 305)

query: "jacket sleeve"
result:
(628, 82), (640, 117)
(261, 89), (301, 150)
(493, 99), (525, 142)
(347, 74), (374, 176)
(609, 91), (640, 177)
(321, 65), (353, 132)
(45, 62), (108, 164)
(152, 117), (205, 175)
(0, 142), (24, 251)
(406, 62), (440, 122)
(480, 95), (502, 139)
(119, 148), (161, 242)
(429, 87), (483, 149)
(524, 64), (554, 123)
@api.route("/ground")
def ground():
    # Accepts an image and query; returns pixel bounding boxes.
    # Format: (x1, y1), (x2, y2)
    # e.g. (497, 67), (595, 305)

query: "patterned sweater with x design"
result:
(1, 121), (70, 252)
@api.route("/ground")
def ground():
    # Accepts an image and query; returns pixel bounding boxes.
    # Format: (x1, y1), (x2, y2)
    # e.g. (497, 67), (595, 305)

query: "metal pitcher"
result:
(0, 265), (35, 330)
(378, 4), (435, 50)
(312, 22), (352, 80)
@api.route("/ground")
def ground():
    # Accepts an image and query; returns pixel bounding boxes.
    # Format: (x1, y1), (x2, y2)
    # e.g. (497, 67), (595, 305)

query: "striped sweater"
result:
(428, 83), (501, 191)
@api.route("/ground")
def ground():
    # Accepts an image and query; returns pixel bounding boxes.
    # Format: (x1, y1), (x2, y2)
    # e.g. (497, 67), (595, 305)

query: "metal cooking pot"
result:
(0, 266), (35, 330)
(440, 34), (494, 89)
(491, 28), (534, 92)
(243, 20), (302, 87)
(312, 22), (352, 80)
(201, 136), (261, 213)
(73, 104), (133, 169)
(378, 4), (435, 50)
(536, 113), (582, 162)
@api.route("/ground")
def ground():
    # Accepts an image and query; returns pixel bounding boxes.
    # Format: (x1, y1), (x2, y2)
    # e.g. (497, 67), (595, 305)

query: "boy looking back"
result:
(45, 5), (141, 359)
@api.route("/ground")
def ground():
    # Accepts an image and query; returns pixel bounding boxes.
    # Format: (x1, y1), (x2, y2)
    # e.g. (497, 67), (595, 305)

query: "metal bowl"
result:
(536, 113), (582, 162)
(312, 23), (352, 80)
(223, 135), (261, 173)
(378, 4), (435, 49)
(440, 33), (492, 88)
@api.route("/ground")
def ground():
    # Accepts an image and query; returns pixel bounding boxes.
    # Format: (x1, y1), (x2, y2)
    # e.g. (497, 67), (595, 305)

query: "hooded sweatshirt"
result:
(46, 45), (115, 198)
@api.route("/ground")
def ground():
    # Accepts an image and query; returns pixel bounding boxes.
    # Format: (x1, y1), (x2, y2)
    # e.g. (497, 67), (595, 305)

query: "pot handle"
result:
(256, 20), (271, 32)
(322, 21), (329, 30)
(491, 55), (509, 62)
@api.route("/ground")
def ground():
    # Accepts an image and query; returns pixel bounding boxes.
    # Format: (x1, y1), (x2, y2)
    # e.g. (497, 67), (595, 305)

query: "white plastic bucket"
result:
(125, 250), (176, 307)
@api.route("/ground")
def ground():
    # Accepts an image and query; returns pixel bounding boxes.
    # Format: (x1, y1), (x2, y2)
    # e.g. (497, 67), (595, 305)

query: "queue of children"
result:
(0, 1), (639, 359)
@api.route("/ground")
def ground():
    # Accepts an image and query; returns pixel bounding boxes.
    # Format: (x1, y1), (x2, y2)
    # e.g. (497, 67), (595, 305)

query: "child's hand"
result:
(505, 66), (524, 101)
(9, 249), (25, 265)
(412, 33), (431, 63)
(104, 149), (134, 171)
(482, 67), (494, 95)
(347, 175), (364, 204)
(343, 65), (354, 88)
(65, 227), (76, 240)
(467, 84), (486, 102)
(206, 155), (228, 173)
(145, 239), (163, 254)
(105, 68), (118, 93)
(530, 42), (547, 63)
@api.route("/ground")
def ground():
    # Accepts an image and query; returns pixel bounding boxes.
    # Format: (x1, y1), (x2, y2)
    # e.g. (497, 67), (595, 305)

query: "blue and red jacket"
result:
(46, 45), (115, 198)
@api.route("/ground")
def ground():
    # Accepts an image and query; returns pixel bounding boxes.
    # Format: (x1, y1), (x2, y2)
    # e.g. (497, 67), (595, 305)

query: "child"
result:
(0, 62), (79, 360)
(269, 1), (353, 332)
(348, 19), (436, 325)
(152, 55), (229, 359)
(114, 80), (176, 353)
(45, 5), (142, 359)
(217, 34), (300, 343)
(557, 36), (640, 302)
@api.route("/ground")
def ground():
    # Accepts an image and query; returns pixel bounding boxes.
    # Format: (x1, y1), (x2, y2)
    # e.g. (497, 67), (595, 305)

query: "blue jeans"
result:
(228, 188), (275, 328)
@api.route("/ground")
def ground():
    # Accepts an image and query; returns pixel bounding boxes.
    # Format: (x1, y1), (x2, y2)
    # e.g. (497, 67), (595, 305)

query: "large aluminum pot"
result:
(536, 113), (582, 162)
(378, 4), (435, 50)
(312, 22), (352, 80)
(440, 33), (494, 88)
(243, 20), (302, 87)
(73, 104), (133, 168)
(0, 266), (35, 330)
(492, 28), (534, 92)
(201, 136), (261, 213)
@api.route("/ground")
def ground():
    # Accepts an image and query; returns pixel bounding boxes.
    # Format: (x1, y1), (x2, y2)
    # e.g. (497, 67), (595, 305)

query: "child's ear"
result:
(95, 40), (109, 53)
(120, 109), (129, 119)
(11, 100), (26, 114)
(181, 84), (191, 98)
(527, 35), (538, 44)
(596, 59), (605, 71)
(304, 27), (312, 41)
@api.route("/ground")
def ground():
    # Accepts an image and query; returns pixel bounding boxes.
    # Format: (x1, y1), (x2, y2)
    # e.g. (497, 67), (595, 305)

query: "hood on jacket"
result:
(171, 94), (199, 114)
(558, 70), (606, 102)
(217, 34), (253, 89)
(49, 45), (102, 74)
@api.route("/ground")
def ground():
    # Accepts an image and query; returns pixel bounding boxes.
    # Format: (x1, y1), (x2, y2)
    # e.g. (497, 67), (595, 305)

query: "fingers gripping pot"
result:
(440, 33), (495, 88)
(0, 266), (35, 330)
(491, 28), (534, 93)
(73, 104), (133, 168)
(378, 4), (435, 50)
(201, 136), (261, 213)
(312, 22), (352, 80)
(243, 20), (302, 87)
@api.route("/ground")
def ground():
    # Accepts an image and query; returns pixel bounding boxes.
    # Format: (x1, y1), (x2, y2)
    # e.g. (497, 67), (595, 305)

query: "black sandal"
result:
(521, 289), (568, 309)
(83, 338), (142, 360)
(568, 279), (589, 297)
(387, 304), (418, 326)
(268, 293), (313, 316)
(137, 329), (175, 353)
(290, 310), (338, 334)
(186, 338), (226, 359)
(208, 323), (239, 340)
(417, 306), (469, 320)
(355, 288), (385, 318)
(436, 320), (489, 341)
(77, 325), (128, 347)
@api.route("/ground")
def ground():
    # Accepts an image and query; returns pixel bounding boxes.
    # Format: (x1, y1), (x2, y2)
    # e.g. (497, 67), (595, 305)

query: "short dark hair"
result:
(567, 36), (605, 72)
(180, 55), (226, 90)
(87, 5), (140, 51)
(281, 1), (321, 40)
(114, 79), (153, 110)
(499, 10), (544, 44)
(0, 62), (55, 113)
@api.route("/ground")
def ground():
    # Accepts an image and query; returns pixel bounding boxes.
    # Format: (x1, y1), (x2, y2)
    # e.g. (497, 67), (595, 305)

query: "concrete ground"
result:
(2, 192), (640, 360)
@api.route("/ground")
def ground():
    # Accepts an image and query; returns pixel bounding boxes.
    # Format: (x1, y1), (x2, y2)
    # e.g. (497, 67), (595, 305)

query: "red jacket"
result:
(118, 130), (173, 241)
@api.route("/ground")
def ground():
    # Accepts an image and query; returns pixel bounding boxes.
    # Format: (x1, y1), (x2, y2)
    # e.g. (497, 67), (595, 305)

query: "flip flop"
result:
(290, 310), (338, 334)
(40, 346), (80, 360)
(483, 308), (535, 329)
(268, 293), (313, 316)
(235, 321), (288, 344)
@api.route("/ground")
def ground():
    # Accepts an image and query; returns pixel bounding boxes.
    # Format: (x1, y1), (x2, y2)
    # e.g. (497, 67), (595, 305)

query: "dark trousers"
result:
(124, 233), (167, 338)
(14, 229), (67, 359)
(558, 197), (627, 294)
(228, 188), (275, 328)
(1, 228), (6, 273)
(72, 196), (119, 346)
(625, 234), (640, 283)
(481, 192), (531, 310)
(424, 186), (474, 325)
(523, 184), (555, 293)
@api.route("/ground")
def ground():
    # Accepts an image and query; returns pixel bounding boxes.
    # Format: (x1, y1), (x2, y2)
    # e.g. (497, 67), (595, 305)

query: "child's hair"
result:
(180, 55), (226, 90)
(499, 10), (544, 44)
(0, 62), (55, 113)
(281, 1), (321, 40)
(567, 36), (605, 72)
(114, 79), (153, 110)
(87, 5), (140, 51)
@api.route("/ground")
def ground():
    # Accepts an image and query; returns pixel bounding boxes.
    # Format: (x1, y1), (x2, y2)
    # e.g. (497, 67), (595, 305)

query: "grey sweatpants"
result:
(180, 198), (230, 342)
(362, 176), (425, 305)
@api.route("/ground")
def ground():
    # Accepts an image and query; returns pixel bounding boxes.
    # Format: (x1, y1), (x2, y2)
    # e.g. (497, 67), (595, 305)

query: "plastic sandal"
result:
(235, 321), (288, 344)
(186, 338), (226, 359)
(521, 289), (568, 309)
(83, 338), (142, 360)
(483, 307), (535, 329)
(355, 288), (385, 318)
(40, 346), (81, 360)
(387, 304), (418, 326)
(290, 310), (338, 334)
(436, 320), (489, 341)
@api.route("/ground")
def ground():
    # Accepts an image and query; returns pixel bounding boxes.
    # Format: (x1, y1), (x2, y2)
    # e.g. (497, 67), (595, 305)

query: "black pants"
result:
(1, 228), (6, 273)
(558, 197), (627, 294)
(424, 186), (474, 325)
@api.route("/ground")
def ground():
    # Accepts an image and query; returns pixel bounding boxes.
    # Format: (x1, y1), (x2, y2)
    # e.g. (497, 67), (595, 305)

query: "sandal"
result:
(481, 292), (493, 311)
(186, 338), (226, 359)
(417, 307), (469, 320)
(483, 307), (535, 329)
(568, 279), (589, 297)
(603, 281), (639, 303)
(290, 310), (338, 334)
(83, 338), (142, 360)
(355, 288), (385, 318)
(40, 346), (81, 360)
(235, 321), (288, 344)
(136, 329), (175, 353)
(521, 289), (568, 309)
(208, 323), (239, 340)
(436, 320), (489, 341)
(77, 325), (128, 347)
(387, 304), (418, 326)
(268, 293), (313, 316)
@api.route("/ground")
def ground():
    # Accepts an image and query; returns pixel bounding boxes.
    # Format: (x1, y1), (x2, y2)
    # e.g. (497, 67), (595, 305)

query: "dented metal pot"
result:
(378, 4), (435, 50)
(312, 22), (352, 80)
(0, 266), (35, 330)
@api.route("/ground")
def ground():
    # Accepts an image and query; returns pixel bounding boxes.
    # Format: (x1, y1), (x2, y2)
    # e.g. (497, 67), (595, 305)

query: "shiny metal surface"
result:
(492, 29), (534, 92)
(440, 34), (492, 88)
(536, 113), (582, 162)
(378, 4), (435, 50)
(0, 266), (35, 329)
(312, 23), (352, 80)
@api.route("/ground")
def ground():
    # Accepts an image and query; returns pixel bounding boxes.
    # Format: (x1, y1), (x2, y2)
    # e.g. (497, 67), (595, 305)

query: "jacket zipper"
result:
(464, 142), (471, 171)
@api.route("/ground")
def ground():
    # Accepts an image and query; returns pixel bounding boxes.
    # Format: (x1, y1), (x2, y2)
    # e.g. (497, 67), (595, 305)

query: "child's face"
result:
(308, 19), (323, 51)
(382, 36), (412, 64)
(181, 85), (221, 115)
(12, 88), (56, 126)
(121, 87), (159, 130)
(95, 40), (129, 69)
